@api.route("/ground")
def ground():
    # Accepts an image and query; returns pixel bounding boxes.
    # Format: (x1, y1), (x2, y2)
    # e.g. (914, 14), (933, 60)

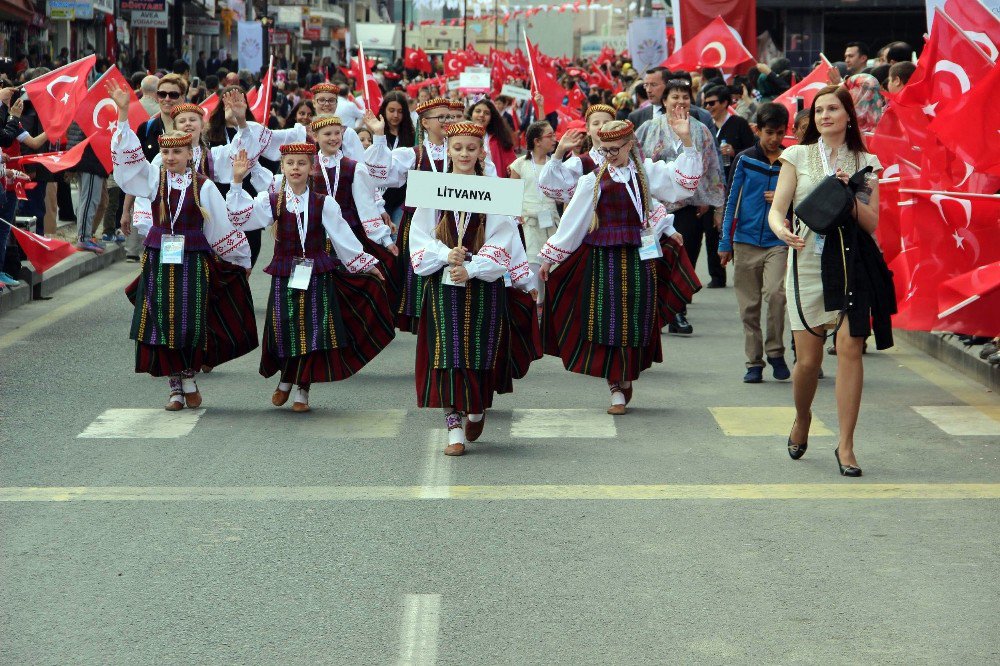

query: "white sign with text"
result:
(500, 84), (532, 101)
(405, 171), (525, 217)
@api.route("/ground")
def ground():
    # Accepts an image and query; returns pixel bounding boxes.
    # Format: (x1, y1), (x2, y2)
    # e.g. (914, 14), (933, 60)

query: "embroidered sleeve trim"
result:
(112, 146), (145, 167)
(410, 249), (425, 270)
(366, 163), (389, 180)
(362, 217), (385, 235)
(538, 184), (566, 201)
(539, 241), (572, 263)
(345, 252), (378, 273)
(509, 260), (529, 282)
(212, 229), (246, 255)
(478, 244), (511, 269)
(228, 205), (254, 227)
(675, 168), (701, 190)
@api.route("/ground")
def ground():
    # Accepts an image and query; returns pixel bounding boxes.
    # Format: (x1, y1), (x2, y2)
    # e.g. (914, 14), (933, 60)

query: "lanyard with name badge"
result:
(616, 165), (661, 261)
(288, 191), (314, 290)
(441, 209), (471, 288)
(425, 139), (448, 173)
(319, 152), (342, 199)
(160, 173), (188, 264)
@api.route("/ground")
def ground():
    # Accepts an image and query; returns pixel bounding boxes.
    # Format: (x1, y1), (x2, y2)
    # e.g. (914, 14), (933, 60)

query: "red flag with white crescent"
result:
(73, 65), (150, 173)
(4, 221), (77, 273)
(247, 57), (274, 124)
(23, 55), (97, 142)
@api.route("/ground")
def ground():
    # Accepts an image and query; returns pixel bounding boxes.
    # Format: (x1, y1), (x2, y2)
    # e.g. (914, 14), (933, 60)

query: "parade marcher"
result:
(637, 78), (726, 335)
(409, 122), (527, 456)
(308, 83), (366, 159)
(364, 97), (497, 332)
(108, 81), (251, 410)
(538, 117), (702, 415)
(508, 120), (560, 279)
(467, 97), (518, 178)
(537, 103), (615, 202)
(375, 91), (416, 228)
(309, 114), (400, 310)
(227, 144), (395, 413)
(767, 86), (892, 477)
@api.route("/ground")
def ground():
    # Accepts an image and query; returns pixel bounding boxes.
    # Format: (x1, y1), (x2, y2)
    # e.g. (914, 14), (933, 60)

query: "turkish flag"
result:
(773, 58), (833, 130)
(662, 16), (754, 71)
(23, 55), (96, 143)
(895, 10), (993, 126)
(525, 36), (567, 116)
(936, 261), (1000, 336)
(73, 66), (149, 173)
(200, 93), (220, 119)
(357, 43), (382, 114)
(943, 0), (1000, 62)
(15, 135), (94, 174)
(246, 58), (273, 124)
(6, 222), (77, 273)
(444, 50), (470, 77)
(928, 63), (1000, 176)
(405, 47), (432, 74)
(674, 0), (756, 58)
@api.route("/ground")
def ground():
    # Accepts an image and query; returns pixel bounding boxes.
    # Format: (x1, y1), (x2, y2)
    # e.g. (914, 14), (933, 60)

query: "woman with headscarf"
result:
(843, 73), (887, 133)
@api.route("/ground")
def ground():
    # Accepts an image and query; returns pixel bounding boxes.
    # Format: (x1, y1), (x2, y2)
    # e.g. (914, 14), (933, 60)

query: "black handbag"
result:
(794, 165), (873, 234)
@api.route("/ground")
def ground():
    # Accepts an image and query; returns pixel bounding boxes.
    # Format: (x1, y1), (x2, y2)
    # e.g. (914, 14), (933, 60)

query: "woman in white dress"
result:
(508, 120), (560, 278)
(768, 86), (885, 477)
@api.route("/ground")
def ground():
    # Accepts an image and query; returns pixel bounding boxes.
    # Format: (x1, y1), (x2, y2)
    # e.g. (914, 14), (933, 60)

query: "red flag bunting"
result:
(14, 135), (95, 173)
(5, 222), (77, 273)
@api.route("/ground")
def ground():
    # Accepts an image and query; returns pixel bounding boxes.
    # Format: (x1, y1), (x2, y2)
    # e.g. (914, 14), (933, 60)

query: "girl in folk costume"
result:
(537, 103), (616, 203)
(409, 122), (529, 456)
(309, 115), (400, 308)
(305, 83), (368, 160)
(364, 98), (498, 332)
(227, 144), (395, 413)
(375, 91), (416, 228)
(124, 92), (260, 375)
(538, 118), (703, 415)
(108, 82), (251, 411)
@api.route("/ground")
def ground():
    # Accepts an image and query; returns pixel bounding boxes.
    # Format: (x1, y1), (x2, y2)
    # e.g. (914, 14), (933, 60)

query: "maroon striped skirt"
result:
(656, 235), (702, 323)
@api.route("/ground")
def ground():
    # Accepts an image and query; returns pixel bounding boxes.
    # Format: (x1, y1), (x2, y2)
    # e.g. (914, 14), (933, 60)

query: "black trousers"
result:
(673, 204), (726, 297)
(57, 175), (76, 221)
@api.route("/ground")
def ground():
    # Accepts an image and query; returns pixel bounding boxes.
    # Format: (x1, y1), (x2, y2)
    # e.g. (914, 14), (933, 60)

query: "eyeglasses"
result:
(424, 115), (449, 121)
(703, 99), (722, 107)
(157, 90), (182, 100)
(597, 145), (627, 157)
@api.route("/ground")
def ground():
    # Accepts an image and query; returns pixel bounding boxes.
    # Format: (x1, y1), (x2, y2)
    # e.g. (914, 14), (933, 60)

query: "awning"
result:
(0, 0), (34, 22)
(307, 8), (345, 26)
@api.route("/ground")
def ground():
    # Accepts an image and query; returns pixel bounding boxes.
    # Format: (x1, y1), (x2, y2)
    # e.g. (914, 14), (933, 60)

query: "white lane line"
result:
(911, 406), (1000, 436)
(78, 409), (206, 439)
(511, 408), (617, 438)
(396, 594), (442, 666)
(419, 430), (453, 499)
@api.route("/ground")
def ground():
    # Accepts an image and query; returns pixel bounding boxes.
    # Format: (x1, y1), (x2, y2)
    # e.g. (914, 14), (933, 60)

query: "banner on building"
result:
(184, 17), (220, 36)
(131, 9), (168, 29)
(627, 17), (668, 74)
(238, 21), (264, 72)
(47, 0), (94, 20)
(120, 0), (165, 10)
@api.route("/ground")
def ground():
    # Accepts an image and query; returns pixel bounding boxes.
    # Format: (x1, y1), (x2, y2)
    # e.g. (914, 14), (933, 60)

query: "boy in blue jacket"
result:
(719, 103), (790, 383)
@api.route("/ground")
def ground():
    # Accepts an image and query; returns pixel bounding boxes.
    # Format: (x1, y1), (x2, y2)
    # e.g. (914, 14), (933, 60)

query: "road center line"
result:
(419, 429), (453, 499)
(1, 484), (997, 502)
(395, 594), (442, 666)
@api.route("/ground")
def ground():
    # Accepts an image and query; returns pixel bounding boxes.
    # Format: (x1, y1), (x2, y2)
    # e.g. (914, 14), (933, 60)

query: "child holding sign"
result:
(538, 118), (703, 415)
(409, 122), (534, 456)
(227, 144), (394, 413)
(107, 81), (251, 411)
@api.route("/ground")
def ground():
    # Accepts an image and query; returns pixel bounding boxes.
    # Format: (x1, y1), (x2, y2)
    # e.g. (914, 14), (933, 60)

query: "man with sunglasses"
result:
(136, 74), (188, 162)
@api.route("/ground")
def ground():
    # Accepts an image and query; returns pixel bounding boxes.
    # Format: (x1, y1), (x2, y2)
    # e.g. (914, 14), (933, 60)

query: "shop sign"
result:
(47, 0), (94, 20)
(131, 9), (169, 28)
(184, 17), (220, 36)
(120, 0), (166, 11)
(270, 30), (290, 46)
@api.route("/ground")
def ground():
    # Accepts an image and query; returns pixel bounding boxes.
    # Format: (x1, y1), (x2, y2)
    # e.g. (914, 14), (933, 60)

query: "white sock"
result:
(611, 392), (627, 406)
(448, 427), (465, 445)
(181, 377), (198, 394)
(294, 388), (309, 404)
(168, 393), (184, 405)
(278, 382), (292, 392)
(468, 413), (483, 423)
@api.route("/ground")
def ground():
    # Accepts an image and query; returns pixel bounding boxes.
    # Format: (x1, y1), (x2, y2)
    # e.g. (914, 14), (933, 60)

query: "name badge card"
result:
(814, 234), (826, 256)
(503, 271), (513, 287)
(441, 261), (471, 288)
(537, 209), (555, 229)
(638, 230), (662, 261)
(289, 258), (314, 290)
(406, 171), (525, 217)
(161, 235), (185, 264)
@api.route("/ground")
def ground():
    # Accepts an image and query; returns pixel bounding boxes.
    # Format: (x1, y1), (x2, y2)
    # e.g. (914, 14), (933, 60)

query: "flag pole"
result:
(358, 41), (369, 112)
(900, 189), (1000, 200)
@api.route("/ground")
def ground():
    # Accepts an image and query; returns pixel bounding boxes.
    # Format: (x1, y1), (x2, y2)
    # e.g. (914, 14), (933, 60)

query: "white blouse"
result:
(409, 208), (520, 284)
(364, 135), (498, 189)
(538, 160), (689, 265)
(111, 126), (251, 269)
(316, 151), (394, 247)
(225, 178), (378, 274)
(537, 148), (604, 203)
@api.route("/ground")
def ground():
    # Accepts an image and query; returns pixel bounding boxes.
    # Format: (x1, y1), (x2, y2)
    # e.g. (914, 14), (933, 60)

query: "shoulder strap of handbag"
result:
(790, 220), (848, 340)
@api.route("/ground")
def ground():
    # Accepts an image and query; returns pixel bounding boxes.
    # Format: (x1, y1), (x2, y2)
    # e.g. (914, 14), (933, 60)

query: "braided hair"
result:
(588, 121), (649, 232)
(156, 131), (199, 226)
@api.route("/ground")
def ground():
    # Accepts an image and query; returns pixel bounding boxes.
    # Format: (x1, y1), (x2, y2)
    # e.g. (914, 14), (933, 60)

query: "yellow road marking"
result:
(886, 341), (1000, 415)
(1, 484), (998, 502)
(709, 407), (834, 437)
(0, 272), (134, 351)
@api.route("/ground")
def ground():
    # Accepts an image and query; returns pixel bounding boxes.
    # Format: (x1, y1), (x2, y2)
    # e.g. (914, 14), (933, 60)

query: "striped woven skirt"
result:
(128, 248), (209, 377)
(392, 207), (426, 334)
(352, 226), (403, 317)
(495, 288), (543, 395)
(202, 256), (259, 367)
(656, 235), (702, 322)
(542, 244), (663, 381)
(260, 269), (395, 384)
(415, 271), (507, 414)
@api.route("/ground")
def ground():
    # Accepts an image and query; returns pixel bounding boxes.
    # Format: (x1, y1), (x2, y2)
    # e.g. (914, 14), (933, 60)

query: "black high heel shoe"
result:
(787, 416), (809, 460)
(834, 447), (862, 477)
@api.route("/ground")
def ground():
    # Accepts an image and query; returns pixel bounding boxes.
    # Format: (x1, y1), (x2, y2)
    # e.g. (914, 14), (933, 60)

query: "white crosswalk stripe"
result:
(510, 409), (617, 438)
(78, 408), (205, 439)
(911, 406), (1000, 436)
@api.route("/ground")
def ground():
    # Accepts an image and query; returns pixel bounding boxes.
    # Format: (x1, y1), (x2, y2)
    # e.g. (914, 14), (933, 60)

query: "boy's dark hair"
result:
(172, 59), (190, 75)
(885, 42), (913, 63)
(869, 64), (891, 86)
(701, 85), (730, 105)
(205, 75), (219, 90)
(793, 108), (810, 127)
(754, 102), (789, 130)
(888, 61), (916, 84)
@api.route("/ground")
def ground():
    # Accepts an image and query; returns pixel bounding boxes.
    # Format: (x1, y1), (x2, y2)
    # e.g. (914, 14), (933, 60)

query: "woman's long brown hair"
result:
(801, 85), (869, 153)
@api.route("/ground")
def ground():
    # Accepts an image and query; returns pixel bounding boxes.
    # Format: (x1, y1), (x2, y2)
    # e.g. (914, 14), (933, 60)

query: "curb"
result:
(0, 244), (126, 314)
(896, 329), (999, 394)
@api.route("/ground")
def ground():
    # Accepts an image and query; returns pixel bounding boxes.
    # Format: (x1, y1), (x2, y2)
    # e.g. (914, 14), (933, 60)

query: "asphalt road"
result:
(1, 245), (998, 665)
